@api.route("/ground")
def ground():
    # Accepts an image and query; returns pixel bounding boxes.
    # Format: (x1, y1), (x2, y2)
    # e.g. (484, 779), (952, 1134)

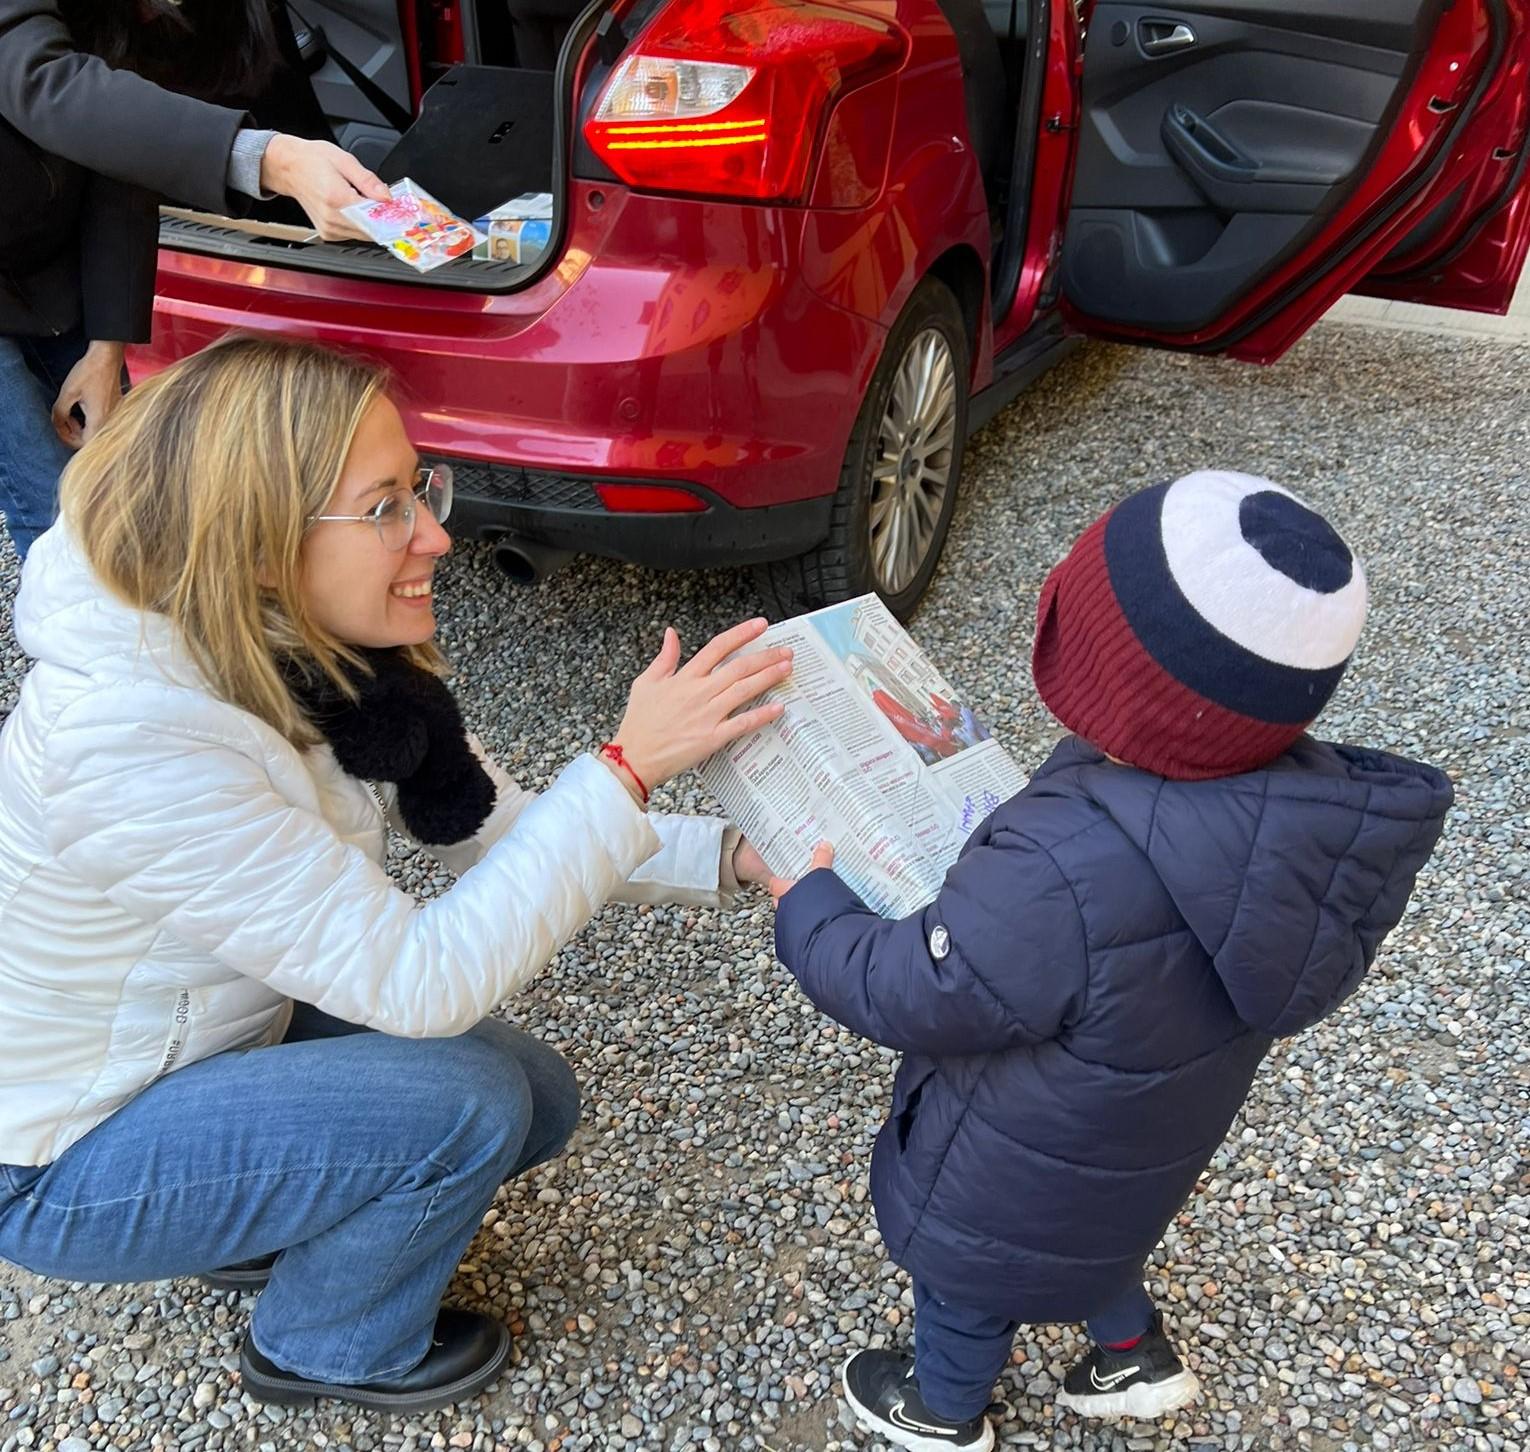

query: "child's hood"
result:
(1044, 736), (1453, 1037)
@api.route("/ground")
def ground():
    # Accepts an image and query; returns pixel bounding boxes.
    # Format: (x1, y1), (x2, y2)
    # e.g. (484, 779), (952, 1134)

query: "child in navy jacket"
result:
(773, 472), (1451, 1450)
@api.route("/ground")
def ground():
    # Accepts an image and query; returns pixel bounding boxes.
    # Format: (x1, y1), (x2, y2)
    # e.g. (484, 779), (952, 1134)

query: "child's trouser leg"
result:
(1084, 1278), (1156, 1346)
(912, 1280), (1019, 1421)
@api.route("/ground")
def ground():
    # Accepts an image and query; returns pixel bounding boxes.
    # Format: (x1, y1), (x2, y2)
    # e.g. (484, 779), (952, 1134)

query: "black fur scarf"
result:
(283, 648), (497, 846)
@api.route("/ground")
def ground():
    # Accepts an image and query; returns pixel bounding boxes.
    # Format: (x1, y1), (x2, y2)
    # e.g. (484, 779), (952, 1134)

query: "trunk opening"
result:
(160, 1), (589, 294)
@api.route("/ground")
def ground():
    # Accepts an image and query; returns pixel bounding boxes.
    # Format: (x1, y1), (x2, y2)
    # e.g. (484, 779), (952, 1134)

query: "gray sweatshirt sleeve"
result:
(228, 128), (277, 201)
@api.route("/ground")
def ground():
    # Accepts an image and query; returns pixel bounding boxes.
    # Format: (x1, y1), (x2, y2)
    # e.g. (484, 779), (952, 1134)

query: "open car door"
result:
(1059, 0), (1530, 361)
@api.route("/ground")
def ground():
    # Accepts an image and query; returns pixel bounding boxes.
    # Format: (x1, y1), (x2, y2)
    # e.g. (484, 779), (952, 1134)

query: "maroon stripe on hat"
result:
(1033, 511), (1306, 780)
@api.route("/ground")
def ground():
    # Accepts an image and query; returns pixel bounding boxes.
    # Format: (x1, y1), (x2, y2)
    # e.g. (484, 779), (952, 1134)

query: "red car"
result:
(138, 0), (1530, 617)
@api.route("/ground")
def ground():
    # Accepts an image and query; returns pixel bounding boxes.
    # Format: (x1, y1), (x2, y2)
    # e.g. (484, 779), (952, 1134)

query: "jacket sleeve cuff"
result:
(228, 129), (277, 200)
(610, 813), (736, 908)
(570, 752), (663, 869)
(775, 868), (871, 974)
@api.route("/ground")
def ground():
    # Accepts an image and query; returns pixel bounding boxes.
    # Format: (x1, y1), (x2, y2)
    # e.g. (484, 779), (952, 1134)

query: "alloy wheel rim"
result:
(868, 328), (958, 595)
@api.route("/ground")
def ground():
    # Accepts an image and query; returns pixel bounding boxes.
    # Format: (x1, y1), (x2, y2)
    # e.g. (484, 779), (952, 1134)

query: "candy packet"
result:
(342, 179), (484, 273)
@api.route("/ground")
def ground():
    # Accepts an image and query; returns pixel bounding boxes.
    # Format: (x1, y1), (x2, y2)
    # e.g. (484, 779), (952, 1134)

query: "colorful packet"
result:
(342, 179), (484, 273)
(473, 193), (554, 265)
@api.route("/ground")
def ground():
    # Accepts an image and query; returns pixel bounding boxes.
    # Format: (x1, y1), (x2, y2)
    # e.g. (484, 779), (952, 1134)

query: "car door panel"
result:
(1057, 0), (1530, 357)
(1121, 0), (1440, 52)
(1063, 1), (1440, 334)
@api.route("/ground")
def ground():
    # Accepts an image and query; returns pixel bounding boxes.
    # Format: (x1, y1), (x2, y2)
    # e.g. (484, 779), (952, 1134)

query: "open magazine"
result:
(699, 596), (1027, 918)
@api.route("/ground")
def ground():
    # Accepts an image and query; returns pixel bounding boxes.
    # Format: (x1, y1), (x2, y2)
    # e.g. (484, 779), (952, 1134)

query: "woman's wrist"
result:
(597, 744), (648, 809)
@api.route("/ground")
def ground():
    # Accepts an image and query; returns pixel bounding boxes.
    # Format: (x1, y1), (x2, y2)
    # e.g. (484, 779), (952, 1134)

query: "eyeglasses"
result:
(307, 464), (454, 551)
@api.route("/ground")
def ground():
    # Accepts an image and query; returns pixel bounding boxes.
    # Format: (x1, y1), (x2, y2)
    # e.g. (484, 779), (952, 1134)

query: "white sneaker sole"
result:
(1056, 1368), (1200, 1421)
(840, 1356), (996, 1452)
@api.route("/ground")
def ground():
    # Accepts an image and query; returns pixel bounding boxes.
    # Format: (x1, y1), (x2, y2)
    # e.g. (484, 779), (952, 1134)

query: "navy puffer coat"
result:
(775, 736), (1451, 1322)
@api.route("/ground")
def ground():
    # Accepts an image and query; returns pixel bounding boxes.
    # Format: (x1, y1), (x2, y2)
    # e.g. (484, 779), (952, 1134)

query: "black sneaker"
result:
(841, 1348), (995, 1451)
(1055, 1312), (1199, 1420)
(200, 1252), (279, 1292)
(239, 1308), (510, 1413)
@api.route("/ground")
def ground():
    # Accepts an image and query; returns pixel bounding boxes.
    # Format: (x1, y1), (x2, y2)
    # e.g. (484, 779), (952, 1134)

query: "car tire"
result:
(756, 275), (970, 622)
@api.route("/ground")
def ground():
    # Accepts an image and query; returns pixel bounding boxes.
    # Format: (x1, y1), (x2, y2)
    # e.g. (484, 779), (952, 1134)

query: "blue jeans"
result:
(913, 1277), (1156, 1419)
(0, 331), (88, 560)
(0, 1003), (580, 1383)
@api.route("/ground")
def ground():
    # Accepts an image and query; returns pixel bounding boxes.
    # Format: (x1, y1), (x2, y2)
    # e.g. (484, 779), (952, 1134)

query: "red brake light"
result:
(583, 0), (907, 203)
(595, 483), (708, 512)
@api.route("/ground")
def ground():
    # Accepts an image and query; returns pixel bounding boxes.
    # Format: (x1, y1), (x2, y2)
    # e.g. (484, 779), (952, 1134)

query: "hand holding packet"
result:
(341, 179), (484, 273)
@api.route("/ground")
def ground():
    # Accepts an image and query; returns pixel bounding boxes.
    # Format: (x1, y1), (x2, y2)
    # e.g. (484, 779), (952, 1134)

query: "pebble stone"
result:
(1, 323), (1526, 1452)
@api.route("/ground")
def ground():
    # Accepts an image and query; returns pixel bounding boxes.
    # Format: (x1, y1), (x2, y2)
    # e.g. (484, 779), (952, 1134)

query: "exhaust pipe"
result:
(492, 537), (574, 585)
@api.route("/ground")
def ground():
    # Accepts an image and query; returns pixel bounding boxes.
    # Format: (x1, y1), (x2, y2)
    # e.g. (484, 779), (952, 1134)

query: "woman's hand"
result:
(732, 836), (771, 889)
(770, 842), (835, 905)
(608, 618), (792, 794)
(51, 341), (125, 448)
(259, 135), (391, 241)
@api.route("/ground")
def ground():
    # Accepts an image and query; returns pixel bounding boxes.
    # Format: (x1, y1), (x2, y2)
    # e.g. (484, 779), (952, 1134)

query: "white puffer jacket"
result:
(0, 526), (736, 1167)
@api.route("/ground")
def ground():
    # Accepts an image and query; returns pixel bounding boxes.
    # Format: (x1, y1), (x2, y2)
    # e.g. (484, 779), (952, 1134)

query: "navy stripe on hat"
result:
(1104, 483), (1350, 725)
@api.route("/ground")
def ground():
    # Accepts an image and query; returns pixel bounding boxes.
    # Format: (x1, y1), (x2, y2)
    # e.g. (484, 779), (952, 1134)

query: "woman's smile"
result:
(390, 574), (434, 604)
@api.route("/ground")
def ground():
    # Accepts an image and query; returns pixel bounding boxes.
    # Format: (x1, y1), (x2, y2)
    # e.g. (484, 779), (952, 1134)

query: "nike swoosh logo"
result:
(888, 1401), (962, 1436)
(1090, 1364), (1141, 1391)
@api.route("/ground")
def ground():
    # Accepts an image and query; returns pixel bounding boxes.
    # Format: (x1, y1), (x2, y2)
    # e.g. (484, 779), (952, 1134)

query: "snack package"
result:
(472, 193), (554, 265)
(342, 179), (484, 273)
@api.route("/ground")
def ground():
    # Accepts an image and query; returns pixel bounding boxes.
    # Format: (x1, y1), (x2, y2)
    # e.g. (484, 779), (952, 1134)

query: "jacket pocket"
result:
(892, 1064), (936, 1151)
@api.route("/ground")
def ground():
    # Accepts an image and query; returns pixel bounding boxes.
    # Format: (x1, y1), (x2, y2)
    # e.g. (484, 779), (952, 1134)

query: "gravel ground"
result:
(1, 322), (1526, 1452)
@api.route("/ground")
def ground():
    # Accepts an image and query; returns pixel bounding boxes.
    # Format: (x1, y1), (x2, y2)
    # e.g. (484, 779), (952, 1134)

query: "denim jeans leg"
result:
(283, 1002), (581, 1177)
(0, 332), (83, 559)
(0, 1019), (572, 1384)
(912, 1280), (1019, 1421)
(1084, 1278), (1156, 1346)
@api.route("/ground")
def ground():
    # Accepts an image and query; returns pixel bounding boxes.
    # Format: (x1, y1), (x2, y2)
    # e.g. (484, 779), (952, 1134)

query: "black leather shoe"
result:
(239, 1308), (511, 1413)
(200, 1252), (280, 1292)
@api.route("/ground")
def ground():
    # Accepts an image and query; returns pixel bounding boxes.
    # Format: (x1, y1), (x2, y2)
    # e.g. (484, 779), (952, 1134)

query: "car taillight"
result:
(583, 0), (907, 203)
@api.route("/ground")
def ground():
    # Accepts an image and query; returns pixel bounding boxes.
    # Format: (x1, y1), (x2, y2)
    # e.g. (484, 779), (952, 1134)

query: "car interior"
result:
(234, 0), (1036, 279)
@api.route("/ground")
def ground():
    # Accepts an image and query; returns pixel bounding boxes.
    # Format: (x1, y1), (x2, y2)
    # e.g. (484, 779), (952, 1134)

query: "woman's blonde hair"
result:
(60, 333), (443, 745)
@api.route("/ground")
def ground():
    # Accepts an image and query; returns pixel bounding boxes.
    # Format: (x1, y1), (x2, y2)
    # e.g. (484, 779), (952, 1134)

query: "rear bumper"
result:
(139, 184), (884, 571)
(444, 461), (834, 566)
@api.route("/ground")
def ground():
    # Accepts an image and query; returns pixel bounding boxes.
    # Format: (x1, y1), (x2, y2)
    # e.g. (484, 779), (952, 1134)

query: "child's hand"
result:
(769, 842), (834, 904)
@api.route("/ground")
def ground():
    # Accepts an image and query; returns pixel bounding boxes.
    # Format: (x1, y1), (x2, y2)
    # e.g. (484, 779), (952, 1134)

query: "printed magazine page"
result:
(699, 596), (1027, 917)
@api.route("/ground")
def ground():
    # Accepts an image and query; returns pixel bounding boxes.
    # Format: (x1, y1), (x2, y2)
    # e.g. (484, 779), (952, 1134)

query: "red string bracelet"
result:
(598, 742), (649, 805)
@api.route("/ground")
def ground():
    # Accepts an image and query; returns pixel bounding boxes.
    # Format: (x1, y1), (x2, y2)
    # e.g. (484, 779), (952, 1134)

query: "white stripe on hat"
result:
(1159, 471), (1368, 671)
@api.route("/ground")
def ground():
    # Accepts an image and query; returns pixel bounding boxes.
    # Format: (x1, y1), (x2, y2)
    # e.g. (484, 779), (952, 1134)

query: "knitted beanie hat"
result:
(1032, 470), (1368, 780)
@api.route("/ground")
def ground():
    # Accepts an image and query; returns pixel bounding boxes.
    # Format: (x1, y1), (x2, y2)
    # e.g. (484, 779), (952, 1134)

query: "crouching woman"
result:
(0, 335), (788, 1413)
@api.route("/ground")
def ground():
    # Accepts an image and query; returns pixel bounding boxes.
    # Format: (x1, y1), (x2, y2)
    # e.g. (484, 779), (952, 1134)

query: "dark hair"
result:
(60, 0), (279, 103)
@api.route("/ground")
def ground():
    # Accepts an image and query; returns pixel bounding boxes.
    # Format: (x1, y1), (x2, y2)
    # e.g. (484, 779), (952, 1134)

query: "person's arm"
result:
(0, 2), (389, 233)
(0, 0), (247, 213)
(385, 739), (744, 909)
(42, 691), (667, 1038)
(44, 172), (153, 448)
(774, 835), (1089, 1056)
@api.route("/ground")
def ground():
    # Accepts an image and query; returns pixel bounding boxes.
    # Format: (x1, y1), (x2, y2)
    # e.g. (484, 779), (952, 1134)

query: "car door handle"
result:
(1140, 19), (1196, 54)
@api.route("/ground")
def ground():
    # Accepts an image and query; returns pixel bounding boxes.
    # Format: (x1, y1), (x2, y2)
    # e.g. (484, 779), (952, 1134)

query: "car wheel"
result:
(756, 275), (970, 622)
